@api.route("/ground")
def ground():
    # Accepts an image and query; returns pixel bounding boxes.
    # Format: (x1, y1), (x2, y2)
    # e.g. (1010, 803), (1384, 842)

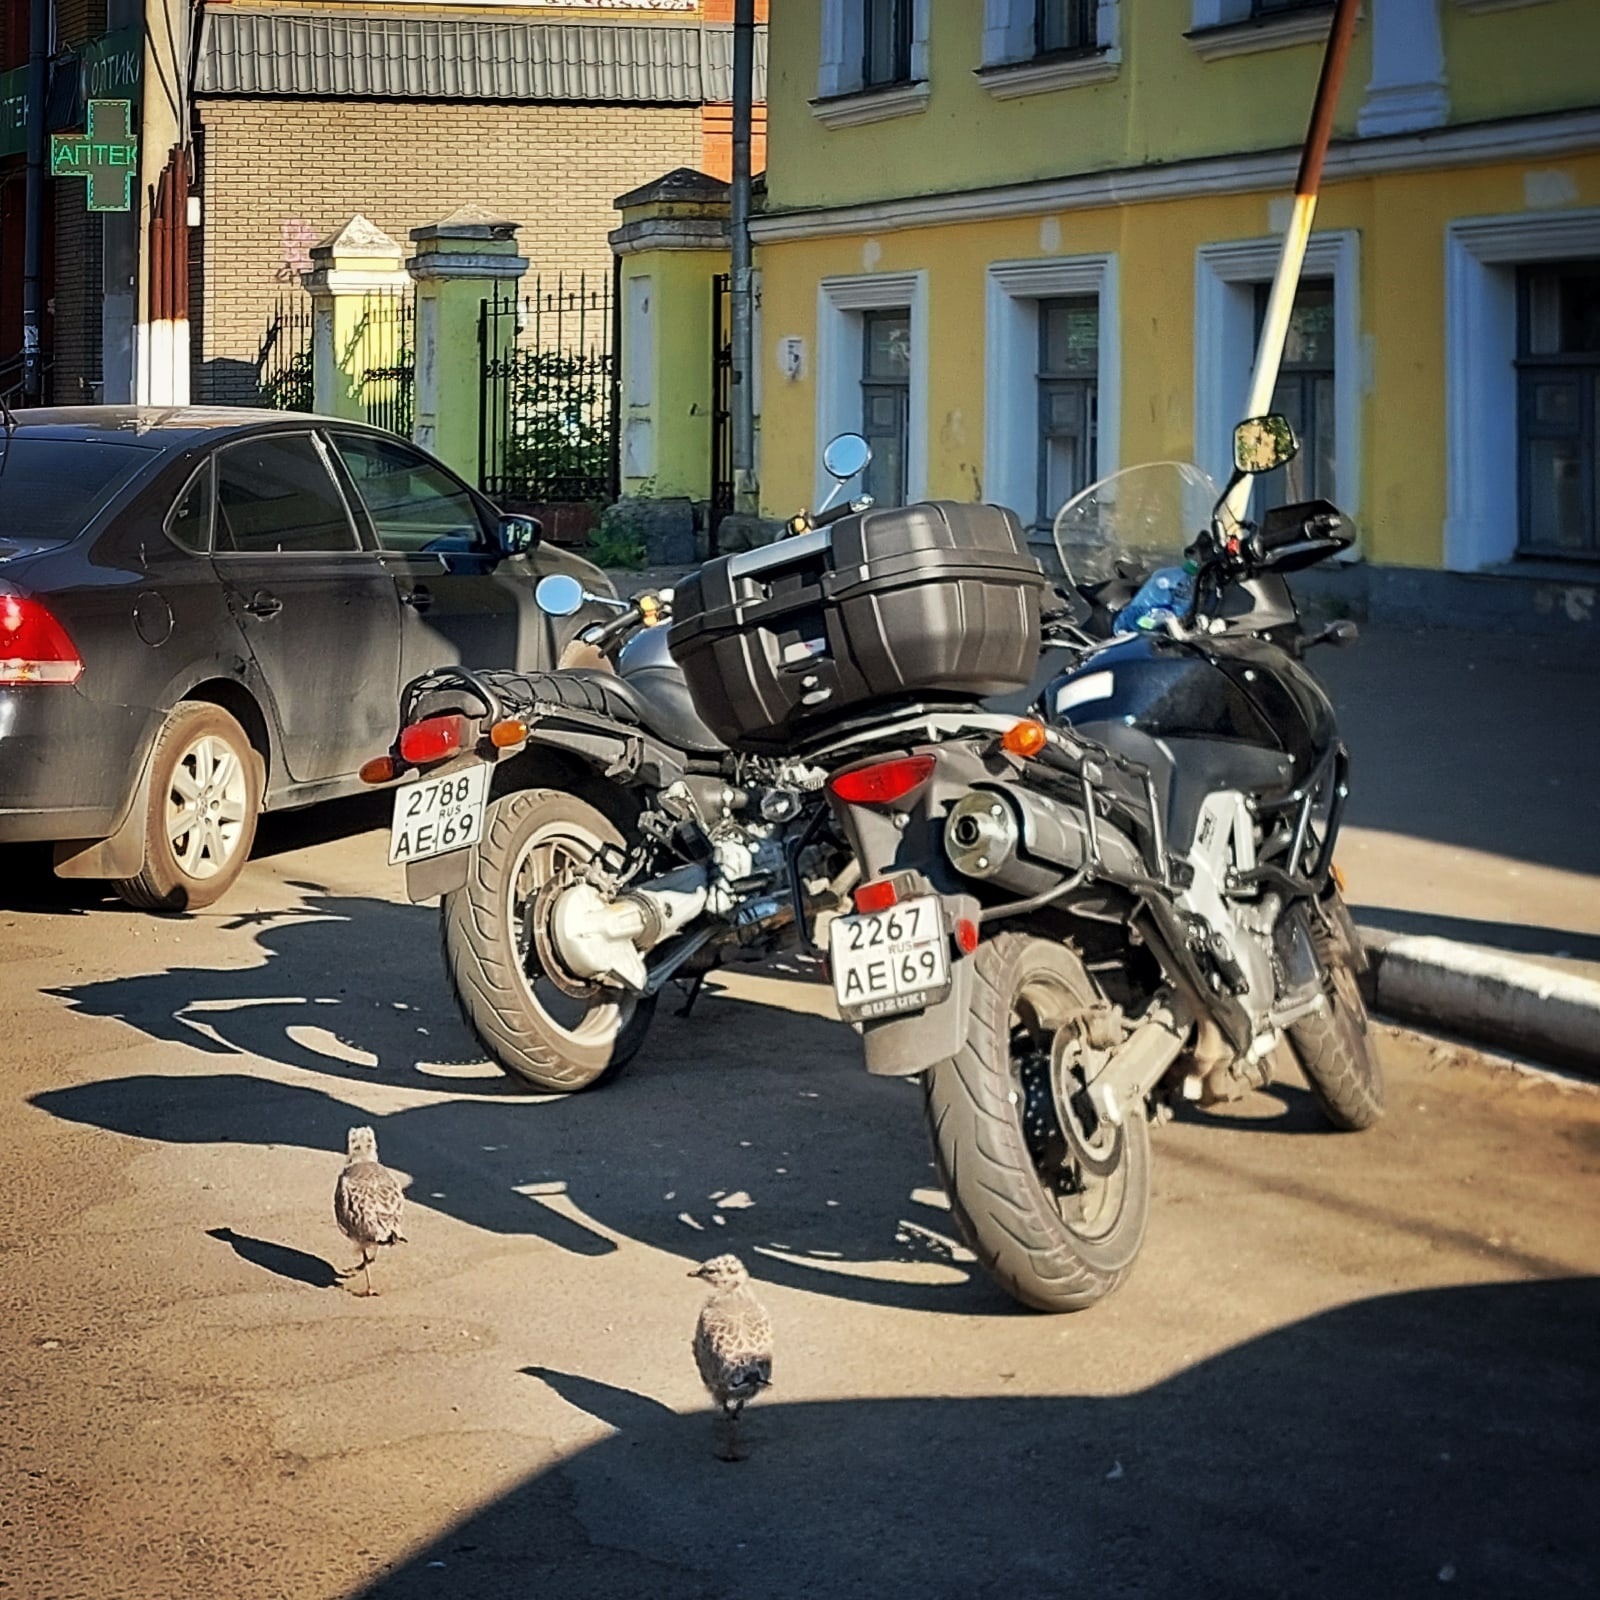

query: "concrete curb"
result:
(1358, 928), (1600, 1076)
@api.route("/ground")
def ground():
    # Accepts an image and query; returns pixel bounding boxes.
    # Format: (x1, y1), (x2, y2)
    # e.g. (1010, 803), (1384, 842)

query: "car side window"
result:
(330, 433), (488, 555)
(165, 461), (213, 554)
(214, 434), (360, 555)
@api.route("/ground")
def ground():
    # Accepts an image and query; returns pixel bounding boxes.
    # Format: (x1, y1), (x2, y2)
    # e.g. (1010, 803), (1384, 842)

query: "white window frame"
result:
(1194, 231), (1361, 531)
(816, 271), (929, 508)
(1187, 1), (1344, 61)
(1444, 207), (1600, 571)
(976, 0), (1121, 98)
(815, 0), (932, 128)
(984, 255), (1119, 528)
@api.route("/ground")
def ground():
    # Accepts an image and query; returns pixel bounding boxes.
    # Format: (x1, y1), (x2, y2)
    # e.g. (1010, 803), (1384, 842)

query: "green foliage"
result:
(496, 347), (611, 501)
(260, 346), (313, 412)
(588, 509), (647, 570)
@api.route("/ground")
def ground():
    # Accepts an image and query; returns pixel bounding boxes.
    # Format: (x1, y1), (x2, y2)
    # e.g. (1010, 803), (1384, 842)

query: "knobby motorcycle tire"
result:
(923, 932), (1151, 1314)
(441, 787), (656, 1093)
(1287, 956), (1384, 1132)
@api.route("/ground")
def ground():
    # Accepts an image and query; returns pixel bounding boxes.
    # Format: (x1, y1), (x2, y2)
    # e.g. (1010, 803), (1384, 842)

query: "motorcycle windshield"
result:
(1050, 461), (1220, 587)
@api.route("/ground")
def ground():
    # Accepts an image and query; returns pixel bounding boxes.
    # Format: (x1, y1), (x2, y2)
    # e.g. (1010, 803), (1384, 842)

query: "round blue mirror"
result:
(535, 573), (585, 617)
(822, 432), (872, 483)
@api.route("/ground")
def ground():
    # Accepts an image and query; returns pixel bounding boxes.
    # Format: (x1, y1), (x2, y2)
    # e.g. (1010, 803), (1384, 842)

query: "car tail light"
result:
(853, 879), (898, 915)
(398, 714), (471, 767)
(829, 755), (936, 808)
(0, 595), (84, 685)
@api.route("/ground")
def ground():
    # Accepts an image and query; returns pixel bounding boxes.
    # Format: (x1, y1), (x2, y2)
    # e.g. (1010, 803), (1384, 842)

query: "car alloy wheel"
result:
(165, 732), (251, 879)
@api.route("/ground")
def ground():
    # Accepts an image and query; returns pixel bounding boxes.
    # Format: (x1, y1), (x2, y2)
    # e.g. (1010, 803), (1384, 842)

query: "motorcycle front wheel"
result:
(1287, 947), (1384, 1132)
(924, 932), (1151, 1313)
(442, 787), (656, 1093)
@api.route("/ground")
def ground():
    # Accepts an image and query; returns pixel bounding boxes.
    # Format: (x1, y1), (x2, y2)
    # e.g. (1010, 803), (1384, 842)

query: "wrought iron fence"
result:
(354, 292), (415, 437)
(478, 272), (619, 505)
(258, 294), (314, 411)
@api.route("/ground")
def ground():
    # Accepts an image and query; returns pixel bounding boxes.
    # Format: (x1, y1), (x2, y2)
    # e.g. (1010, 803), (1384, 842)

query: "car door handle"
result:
(401, 585), (433, 613)
(244, 592), (283, 619)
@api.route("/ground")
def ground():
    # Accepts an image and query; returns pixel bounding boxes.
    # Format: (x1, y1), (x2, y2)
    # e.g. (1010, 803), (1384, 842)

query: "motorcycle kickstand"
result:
(676, 971), (712, 1019)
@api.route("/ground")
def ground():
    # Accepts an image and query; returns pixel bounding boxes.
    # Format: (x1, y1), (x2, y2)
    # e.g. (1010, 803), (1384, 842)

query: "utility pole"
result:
(730, 0), (757, 514)
(21, 0), (49, 402)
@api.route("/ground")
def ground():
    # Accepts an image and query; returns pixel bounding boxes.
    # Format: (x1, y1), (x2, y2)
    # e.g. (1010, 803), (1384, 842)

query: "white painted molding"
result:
(1453, 0), (1553, 12)
(811, 80), (931, 129)
(1444, 206), (1600, 571)
(1187, 5), (1340, 61)
(406, 251), (529, 282)
(750, 108), (1600, 244)
(816, 271), (928, 507)
(984, 254), (1119, 526)
(1194, 231), (1361, 533)
(975, 50), (1120, 100)
(1358, 0), (1448, 138)
(981, 0), (1121, 75)
(817, 0), (930, 102)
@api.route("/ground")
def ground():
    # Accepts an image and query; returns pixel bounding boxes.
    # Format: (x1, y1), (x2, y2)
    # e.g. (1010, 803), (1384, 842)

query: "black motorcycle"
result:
(663, 416), (1381, 1313)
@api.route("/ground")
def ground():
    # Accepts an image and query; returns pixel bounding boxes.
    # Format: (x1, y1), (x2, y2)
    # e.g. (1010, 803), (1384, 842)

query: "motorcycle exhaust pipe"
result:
(944, 786), (1087, 896)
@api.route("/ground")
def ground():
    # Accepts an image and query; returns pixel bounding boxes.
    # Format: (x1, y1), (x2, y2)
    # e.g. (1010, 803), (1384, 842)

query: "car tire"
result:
(113, 701), (262, 913)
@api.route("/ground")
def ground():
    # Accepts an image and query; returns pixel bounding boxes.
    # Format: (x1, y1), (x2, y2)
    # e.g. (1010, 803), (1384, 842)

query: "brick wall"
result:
(193, 98), (703, 403)
(49, 0), (106, 401)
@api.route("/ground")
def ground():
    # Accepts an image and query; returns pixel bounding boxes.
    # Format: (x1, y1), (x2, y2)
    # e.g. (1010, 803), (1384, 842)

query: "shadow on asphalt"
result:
(205, 1226), (341, 1289)
(34, 893), (998, 1316)
(1352, 905), (1600, 965)
(347, 1278), (1600, 1599)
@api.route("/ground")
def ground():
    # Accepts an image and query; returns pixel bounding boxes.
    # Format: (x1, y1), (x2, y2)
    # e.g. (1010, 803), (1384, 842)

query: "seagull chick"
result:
(690, 1254), (772, 1462)
(333, 1126), (406, 1296)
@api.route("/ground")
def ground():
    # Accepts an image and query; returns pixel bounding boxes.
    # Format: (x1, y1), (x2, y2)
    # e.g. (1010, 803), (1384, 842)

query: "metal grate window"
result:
(861, 307), (911, 508)
(1037, 296), (1099, 526)
(1517, 261), (1600, 559)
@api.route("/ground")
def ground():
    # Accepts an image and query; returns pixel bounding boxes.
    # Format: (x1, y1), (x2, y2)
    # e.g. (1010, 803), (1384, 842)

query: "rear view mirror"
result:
(497, 514), (541, 558)
(535, 573), (585, 617)
(822, 432), (871, 483)
(1233, 415), (1299, 476)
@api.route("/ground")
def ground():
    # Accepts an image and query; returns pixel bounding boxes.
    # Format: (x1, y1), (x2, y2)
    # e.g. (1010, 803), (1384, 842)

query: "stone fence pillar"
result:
(301, 216), (408, 422)
(407, 206), (528, 480)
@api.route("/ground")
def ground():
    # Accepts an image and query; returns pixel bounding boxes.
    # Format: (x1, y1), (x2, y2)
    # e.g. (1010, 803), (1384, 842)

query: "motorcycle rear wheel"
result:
(442, 788), (656, 1093)
(924, 932), (1150, 1313)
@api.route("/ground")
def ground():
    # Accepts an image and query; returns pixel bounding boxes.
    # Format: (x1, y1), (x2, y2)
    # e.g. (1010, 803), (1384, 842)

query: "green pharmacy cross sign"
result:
(50, 99), (138, 212)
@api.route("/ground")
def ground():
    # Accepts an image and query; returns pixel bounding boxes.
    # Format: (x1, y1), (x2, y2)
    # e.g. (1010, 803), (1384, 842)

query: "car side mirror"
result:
(1233, 414), (1299, 476)
(496, 514), (541, 558)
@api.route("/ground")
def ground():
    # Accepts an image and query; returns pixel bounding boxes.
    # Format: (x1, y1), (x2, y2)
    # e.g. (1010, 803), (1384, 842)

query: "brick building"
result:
(190, 0), (768, 403)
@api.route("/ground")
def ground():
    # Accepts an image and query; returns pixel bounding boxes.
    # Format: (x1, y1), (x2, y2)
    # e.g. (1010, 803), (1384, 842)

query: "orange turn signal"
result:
(490, 718), (529, 748)
(1000, 719), (1048, 760)
(359, 755), (398, 785)
(1330, 861), (1347, 894)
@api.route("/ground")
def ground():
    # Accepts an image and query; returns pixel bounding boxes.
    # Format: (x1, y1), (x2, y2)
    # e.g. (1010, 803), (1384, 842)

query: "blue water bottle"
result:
(1114, 561), (1197, 635)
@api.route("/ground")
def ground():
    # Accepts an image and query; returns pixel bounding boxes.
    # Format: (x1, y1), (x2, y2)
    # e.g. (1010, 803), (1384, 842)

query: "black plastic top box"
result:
(667, 500), (1048, 754)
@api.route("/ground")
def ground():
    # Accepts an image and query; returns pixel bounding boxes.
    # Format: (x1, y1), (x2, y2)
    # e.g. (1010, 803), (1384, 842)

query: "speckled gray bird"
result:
(333, 1126), (406, 1296)
(690, 1254), (773, 1461)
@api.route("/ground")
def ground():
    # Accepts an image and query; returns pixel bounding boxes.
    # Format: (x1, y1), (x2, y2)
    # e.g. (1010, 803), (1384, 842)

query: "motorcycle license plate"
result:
(829, 897), (950, 1021)
(388, 763), (489, 865)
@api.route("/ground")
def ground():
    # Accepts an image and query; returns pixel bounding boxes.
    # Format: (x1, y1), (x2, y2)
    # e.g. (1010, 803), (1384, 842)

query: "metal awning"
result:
(194, 8), (768, 104)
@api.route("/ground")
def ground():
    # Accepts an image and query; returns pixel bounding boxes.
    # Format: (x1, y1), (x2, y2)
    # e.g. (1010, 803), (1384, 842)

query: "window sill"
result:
(1453, 0), (1553, 12)
(974, 49), (1120, 101)
(810, 80), (931, 130)
(1186, 7), (1341, 61)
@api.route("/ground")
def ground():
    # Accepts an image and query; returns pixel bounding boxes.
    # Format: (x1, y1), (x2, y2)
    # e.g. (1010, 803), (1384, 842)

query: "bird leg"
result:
(715, 1404), (747, 1464)
(359, 1256), (379, 1297)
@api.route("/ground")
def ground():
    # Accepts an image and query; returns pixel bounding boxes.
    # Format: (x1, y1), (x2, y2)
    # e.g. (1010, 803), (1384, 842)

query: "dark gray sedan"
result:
(0, 407), (612, 910)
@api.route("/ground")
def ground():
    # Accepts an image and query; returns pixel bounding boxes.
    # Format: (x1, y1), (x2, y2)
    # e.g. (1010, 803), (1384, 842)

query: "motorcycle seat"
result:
(487, 668), (727, 757)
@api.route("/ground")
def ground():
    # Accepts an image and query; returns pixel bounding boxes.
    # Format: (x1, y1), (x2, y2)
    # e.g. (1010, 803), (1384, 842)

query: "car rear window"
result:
(0, 437), (158, 545)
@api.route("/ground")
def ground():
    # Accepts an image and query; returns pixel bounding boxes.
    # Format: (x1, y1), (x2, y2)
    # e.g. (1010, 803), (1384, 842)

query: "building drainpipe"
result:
(21, 0), (49, 402)
(730, 0), (756, 514)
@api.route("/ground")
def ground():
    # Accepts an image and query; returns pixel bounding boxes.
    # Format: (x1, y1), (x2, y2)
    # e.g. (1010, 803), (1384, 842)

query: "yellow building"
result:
(742, 0), (1600, 596)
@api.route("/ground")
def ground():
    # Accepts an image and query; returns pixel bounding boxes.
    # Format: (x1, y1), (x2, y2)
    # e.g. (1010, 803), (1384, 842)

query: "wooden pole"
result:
(1225, 0), (1360, 521)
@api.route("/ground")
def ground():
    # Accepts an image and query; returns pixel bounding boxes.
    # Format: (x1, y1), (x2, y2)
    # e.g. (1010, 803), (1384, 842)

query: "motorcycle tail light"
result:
(0, 594), (84, 685)
(398, 714), (470, 766)
(359, 755), (398, 785)
(829, 755), (936, 808)
(853, 879), (898, 915)
(955, 918), (980, 955)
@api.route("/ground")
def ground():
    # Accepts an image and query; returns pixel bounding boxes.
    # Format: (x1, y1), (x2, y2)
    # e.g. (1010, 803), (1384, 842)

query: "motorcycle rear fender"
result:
(861, 939), (977, 1077)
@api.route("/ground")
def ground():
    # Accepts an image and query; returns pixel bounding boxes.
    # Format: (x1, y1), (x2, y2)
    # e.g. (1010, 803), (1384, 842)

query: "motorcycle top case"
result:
(667, 500), (1048, 753)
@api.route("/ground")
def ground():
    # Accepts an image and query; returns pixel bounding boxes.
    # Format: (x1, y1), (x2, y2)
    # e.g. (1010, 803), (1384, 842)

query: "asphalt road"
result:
(3, 805), (1598, 1600)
